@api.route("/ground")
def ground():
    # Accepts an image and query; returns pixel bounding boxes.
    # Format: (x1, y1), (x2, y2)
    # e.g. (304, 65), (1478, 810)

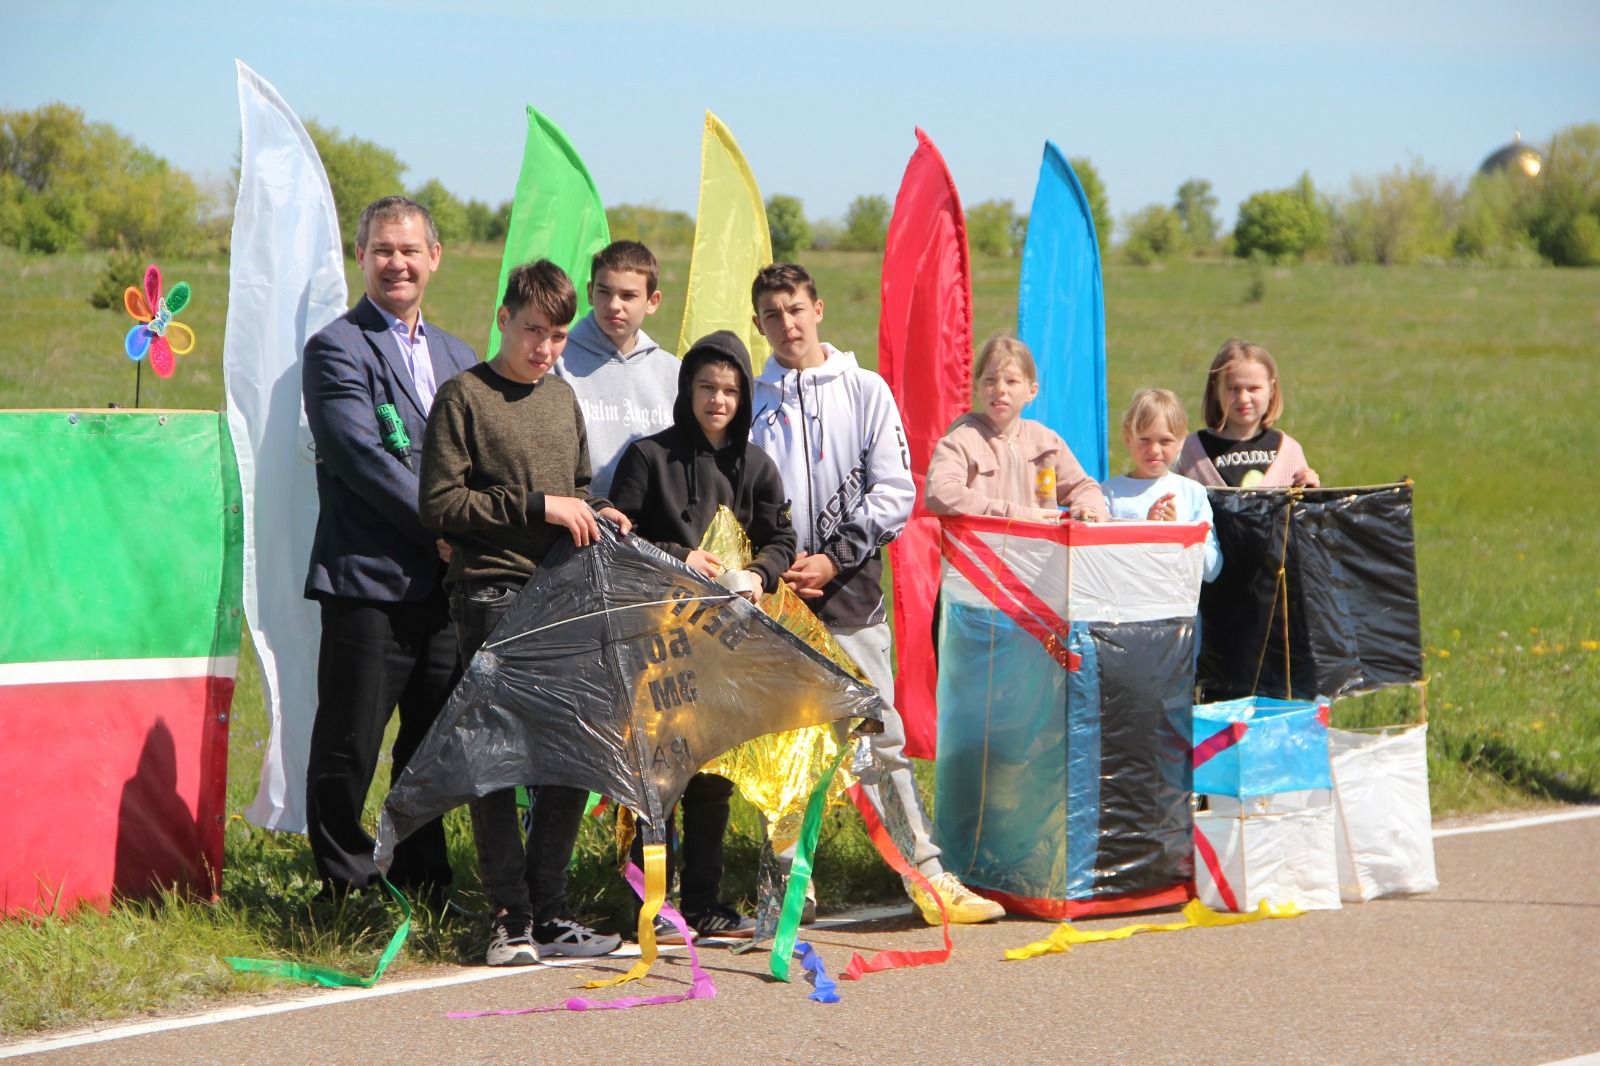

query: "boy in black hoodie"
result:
(609, 330), (796, 936)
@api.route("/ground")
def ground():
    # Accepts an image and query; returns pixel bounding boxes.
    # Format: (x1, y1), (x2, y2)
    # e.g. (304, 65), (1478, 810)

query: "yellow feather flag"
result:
(678, 112), (772, 371)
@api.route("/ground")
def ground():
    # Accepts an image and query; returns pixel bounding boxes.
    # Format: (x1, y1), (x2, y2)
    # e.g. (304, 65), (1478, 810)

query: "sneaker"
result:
(906, 872), (1006, 925)
(685, 902), (757, 939)
(534, 917), (622, 959)
(485, 913), (538, 966)
(651, 913), (697, 946)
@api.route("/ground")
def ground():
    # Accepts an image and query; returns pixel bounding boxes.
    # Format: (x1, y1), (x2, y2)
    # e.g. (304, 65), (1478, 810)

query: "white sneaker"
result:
(485, 914), (538, 966)
(534, 917), (622, 959)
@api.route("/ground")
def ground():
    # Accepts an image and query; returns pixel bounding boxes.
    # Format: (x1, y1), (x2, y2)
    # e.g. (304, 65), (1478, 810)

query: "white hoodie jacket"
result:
(751, 343), (914, 626)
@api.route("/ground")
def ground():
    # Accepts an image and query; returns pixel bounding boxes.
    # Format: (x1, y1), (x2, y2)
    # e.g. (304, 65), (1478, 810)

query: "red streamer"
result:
(839, 783), (953, 980)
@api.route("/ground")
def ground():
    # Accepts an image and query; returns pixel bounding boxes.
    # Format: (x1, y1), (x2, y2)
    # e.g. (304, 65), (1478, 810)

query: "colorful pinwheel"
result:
(124, 264), (195, 378)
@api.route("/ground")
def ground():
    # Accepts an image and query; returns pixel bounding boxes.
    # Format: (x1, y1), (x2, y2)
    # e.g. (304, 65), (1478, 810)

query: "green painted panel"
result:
(0, 411), (244, 664)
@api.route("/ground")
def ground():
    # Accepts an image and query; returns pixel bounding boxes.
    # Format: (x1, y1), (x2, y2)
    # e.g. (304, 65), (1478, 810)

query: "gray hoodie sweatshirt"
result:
(554, 312), (679, 497)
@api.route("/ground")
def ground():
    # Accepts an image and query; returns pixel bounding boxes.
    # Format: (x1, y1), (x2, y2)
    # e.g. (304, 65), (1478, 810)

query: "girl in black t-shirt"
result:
(1176, 338), (1319, 488)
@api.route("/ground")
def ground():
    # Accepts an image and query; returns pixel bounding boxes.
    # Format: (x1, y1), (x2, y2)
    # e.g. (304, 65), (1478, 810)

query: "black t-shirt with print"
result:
(1199, 427), (1283, 487)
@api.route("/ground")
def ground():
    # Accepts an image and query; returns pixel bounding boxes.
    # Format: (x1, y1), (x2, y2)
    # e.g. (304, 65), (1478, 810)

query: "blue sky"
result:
(4, 1), (1596, 235)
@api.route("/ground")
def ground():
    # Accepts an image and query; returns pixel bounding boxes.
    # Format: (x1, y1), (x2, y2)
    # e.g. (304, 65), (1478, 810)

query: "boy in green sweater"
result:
(419, 259), (632, 965)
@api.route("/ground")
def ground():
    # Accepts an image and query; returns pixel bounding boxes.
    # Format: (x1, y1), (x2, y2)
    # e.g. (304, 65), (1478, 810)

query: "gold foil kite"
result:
(698, 507), (864, 851)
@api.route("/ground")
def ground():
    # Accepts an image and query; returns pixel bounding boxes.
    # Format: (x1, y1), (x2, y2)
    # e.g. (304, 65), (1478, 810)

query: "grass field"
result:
(2, 243), (1597, 1035)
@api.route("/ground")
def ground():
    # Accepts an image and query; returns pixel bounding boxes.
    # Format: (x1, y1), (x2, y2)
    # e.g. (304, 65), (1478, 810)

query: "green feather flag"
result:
(486, 106), (610, 358)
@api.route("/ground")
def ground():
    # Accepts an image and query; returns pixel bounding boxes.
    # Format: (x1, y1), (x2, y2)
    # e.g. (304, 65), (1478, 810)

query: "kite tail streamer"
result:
(586, 843), (667, 988)
(733, 833), (786, 953)
(450, 862), (716, 1016)
(838, 783), (953, 980)
(793, 942), (840, 1004)
(768, 747), (848, 983)
(1004, 898), (1302, 961)
(225, 879), (411, 988)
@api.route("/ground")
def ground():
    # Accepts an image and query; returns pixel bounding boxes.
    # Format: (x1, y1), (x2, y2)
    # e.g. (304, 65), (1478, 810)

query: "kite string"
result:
(483, 593), (735, 651)
(1248, 494), (1297, 698)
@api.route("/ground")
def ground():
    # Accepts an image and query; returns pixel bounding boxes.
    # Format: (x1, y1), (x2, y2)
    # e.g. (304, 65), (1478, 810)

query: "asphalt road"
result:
(7, 811), (1599, 1065)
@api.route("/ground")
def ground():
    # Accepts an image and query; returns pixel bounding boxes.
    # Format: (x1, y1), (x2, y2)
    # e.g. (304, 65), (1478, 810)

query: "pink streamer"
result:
(447, 863), (716, 1018)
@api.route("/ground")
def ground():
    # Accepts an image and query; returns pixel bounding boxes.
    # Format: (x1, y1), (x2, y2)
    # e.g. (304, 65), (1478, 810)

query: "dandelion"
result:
(1436, 648), (1451, 659)
(1581, 640), (1599, 652)
(1530, 721), (1545, 731)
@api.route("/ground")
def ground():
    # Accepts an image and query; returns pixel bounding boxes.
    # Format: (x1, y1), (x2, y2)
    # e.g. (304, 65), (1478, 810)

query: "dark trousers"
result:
(629, 772), (734, 914)
(305, 592), (460, 894)
(451, 581), (588, 924)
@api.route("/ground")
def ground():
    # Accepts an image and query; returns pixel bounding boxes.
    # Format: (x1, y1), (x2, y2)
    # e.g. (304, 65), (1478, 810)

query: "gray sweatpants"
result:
(831, 622), (945, 879)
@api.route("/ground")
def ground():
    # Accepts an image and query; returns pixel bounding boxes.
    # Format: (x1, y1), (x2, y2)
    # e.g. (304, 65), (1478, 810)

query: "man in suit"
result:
(301, 196), (477, 904)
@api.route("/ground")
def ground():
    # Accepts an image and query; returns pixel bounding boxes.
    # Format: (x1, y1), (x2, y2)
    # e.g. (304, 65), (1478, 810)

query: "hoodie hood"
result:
(673, 329), (755, 448)
(754, 341), (858, 388)
(564, 311), (662, 365)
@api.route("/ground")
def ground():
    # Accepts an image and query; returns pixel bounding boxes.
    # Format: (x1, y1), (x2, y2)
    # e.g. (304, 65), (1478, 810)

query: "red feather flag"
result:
(878, 128), (973, 760)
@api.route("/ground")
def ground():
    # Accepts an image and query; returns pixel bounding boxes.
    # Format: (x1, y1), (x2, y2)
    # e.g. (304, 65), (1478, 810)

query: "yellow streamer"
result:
(586, 843), (667, 987)
(1004, 898), (1303, 961)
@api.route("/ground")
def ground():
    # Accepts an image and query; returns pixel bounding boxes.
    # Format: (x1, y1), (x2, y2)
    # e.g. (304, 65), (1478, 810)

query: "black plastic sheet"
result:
(374, 526), (884, 863)
(1087, 619), (1196, 898)
(1198, 483), (1423, 702)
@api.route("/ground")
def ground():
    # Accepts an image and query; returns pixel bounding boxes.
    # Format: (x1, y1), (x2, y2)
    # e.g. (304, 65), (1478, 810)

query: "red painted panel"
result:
(0, 674), (232, 917)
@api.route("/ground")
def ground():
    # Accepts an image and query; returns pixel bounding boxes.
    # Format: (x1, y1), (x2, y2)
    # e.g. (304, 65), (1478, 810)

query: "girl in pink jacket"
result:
(1176, 338), (1320, 488)
(925, 333), (1107, 521)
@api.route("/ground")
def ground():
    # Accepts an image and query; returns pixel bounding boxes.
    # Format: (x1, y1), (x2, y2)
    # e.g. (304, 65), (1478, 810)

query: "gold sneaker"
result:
(907, 871), (1005, 925)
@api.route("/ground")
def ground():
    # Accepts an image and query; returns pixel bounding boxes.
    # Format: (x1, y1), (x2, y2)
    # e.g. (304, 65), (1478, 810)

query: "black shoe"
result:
(685, 902), (757, 938)
(651, 913), (697, 945)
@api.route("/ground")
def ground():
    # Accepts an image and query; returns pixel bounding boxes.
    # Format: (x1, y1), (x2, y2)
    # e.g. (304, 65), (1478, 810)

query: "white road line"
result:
(1433, 806), (1600, 837)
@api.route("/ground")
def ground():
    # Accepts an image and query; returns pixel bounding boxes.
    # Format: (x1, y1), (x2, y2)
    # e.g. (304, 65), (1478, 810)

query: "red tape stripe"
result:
(1193, 822), (1241, 913)
(942, 513), (1210, 548)
(940, 534), (1079, 671)
(1193, 721), (1248, 768)
(947, 524), (1074, 642)
(840, 784), (953, 980)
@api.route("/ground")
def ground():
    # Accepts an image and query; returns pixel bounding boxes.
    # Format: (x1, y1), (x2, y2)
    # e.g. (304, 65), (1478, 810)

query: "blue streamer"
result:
(794, 942), (840, 1003)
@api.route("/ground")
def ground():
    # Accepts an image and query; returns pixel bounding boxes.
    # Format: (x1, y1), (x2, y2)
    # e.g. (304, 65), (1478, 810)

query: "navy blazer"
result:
(303, 295), (478, 603)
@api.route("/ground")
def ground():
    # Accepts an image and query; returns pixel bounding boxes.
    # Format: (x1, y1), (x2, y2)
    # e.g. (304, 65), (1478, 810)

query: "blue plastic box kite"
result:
(1192, 696), (1333, 798)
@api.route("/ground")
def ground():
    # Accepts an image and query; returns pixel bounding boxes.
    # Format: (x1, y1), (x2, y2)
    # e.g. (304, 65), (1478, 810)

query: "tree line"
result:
(3, 104), (1596, 268)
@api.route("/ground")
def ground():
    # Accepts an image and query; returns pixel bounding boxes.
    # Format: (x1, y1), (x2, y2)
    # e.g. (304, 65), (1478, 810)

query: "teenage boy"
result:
(301, 195), (476, 908)
(748, 263), (1005, 926)
(419, 259), (633, 965)
(554, 240), (679, 497)
(609, 330), (796, 938)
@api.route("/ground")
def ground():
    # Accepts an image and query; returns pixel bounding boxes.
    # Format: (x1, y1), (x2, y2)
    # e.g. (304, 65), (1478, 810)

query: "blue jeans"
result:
(451, 581), (588, 923)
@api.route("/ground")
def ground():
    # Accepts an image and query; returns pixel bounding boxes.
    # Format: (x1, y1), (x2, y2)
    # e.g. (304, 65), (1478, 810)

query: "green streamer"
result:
(225, 878), (412, 988)
(769, 746), (848, 982)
